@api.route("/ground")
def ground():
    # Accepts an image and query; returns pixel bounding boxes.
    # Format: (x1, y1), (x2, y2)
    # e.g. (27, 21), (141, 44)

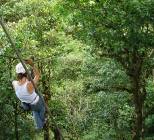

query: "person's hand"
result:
(24, 59), (34, 66)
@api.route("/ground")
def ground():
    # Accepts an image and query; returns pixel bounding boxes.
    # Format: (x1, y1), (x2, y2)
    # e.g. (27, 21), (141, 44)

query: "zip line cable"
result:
(0, 18), (64, 140)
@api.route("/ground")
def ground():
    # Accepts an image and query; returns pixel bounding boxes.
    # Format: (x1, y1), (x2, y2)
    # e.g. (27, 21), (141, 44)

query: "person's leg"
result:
(31, 96), (46, 129)
(32, 111), (44, 129)
(38, 98), (46, 123)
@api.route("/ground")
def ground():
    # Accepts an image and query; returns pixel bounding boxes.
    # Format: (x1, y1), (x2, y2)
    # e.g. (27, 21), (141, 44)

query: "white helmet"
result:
(16, 63), (26, 74)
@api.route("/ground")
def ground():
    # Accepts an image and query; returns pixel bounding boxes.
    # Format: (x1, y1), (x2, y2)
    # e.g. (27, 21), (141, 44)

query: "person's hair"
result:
(17, 73), (27, 80)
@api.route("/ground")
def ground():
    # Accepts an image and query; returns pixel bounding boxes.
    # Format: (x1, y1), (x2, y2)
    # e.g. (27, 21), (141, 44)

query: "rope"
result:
(0, 19), (38, 92)
(0, 54), (56, 62)
(0, 19), (64, 140)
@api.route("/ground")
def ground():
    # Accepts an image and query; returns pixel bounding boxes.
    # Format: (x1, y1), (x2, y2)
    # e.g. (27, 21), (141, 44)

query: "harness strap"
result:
(30, 95), (39, 105)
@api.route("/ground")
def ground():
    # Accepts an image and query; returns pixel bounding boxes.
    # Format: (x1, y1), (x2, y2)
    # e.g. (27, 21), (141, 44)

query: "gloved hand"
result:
(24, 59), (34, 66)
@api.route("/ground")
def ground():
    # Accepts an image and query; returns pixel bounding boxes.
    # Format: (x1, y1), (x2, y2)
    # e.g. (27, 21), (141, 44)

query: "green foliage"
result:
(0, 0), (154, 139)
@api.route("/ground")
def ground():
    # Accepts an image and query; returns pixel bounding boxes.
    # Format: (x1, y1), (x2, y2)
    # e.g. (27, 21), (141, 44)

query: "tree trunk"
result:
(44, 94), (50, 140)
(53, 127), (63, 140)
(10, 59), (19, 140)
(40, 61), (63, 140)
(40, 61), (51, 140)
(14, 101), (19, 140)
(44, 115), (49, 140)
(131, 77), (143, 140)
(132, 97), (143, 140)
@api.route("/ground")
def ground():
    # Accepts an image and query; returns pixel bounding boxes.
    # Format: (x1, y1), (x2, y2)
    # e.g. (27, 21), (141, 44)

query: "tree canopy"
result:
(0, 0), (154, 140)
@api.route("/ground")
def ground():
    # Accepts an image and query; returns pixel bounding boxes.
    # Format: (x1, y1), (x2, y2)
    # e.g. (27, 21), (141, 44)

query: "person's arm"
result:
(25, 59), (40, 94)
(12, 81), (15, 90)
(31, 65), (40, 85)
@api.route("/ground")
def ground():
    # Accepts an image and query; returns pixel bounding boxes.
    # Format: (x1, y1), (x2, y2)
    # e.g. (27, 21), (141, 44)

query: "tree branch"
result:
(91, 85), (132, 93)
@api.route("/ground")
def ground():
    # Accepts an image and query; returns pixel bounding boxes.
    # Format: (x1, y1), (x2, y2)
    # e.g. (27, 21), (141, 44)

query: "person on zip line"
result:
(12, 59), (46, 130)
